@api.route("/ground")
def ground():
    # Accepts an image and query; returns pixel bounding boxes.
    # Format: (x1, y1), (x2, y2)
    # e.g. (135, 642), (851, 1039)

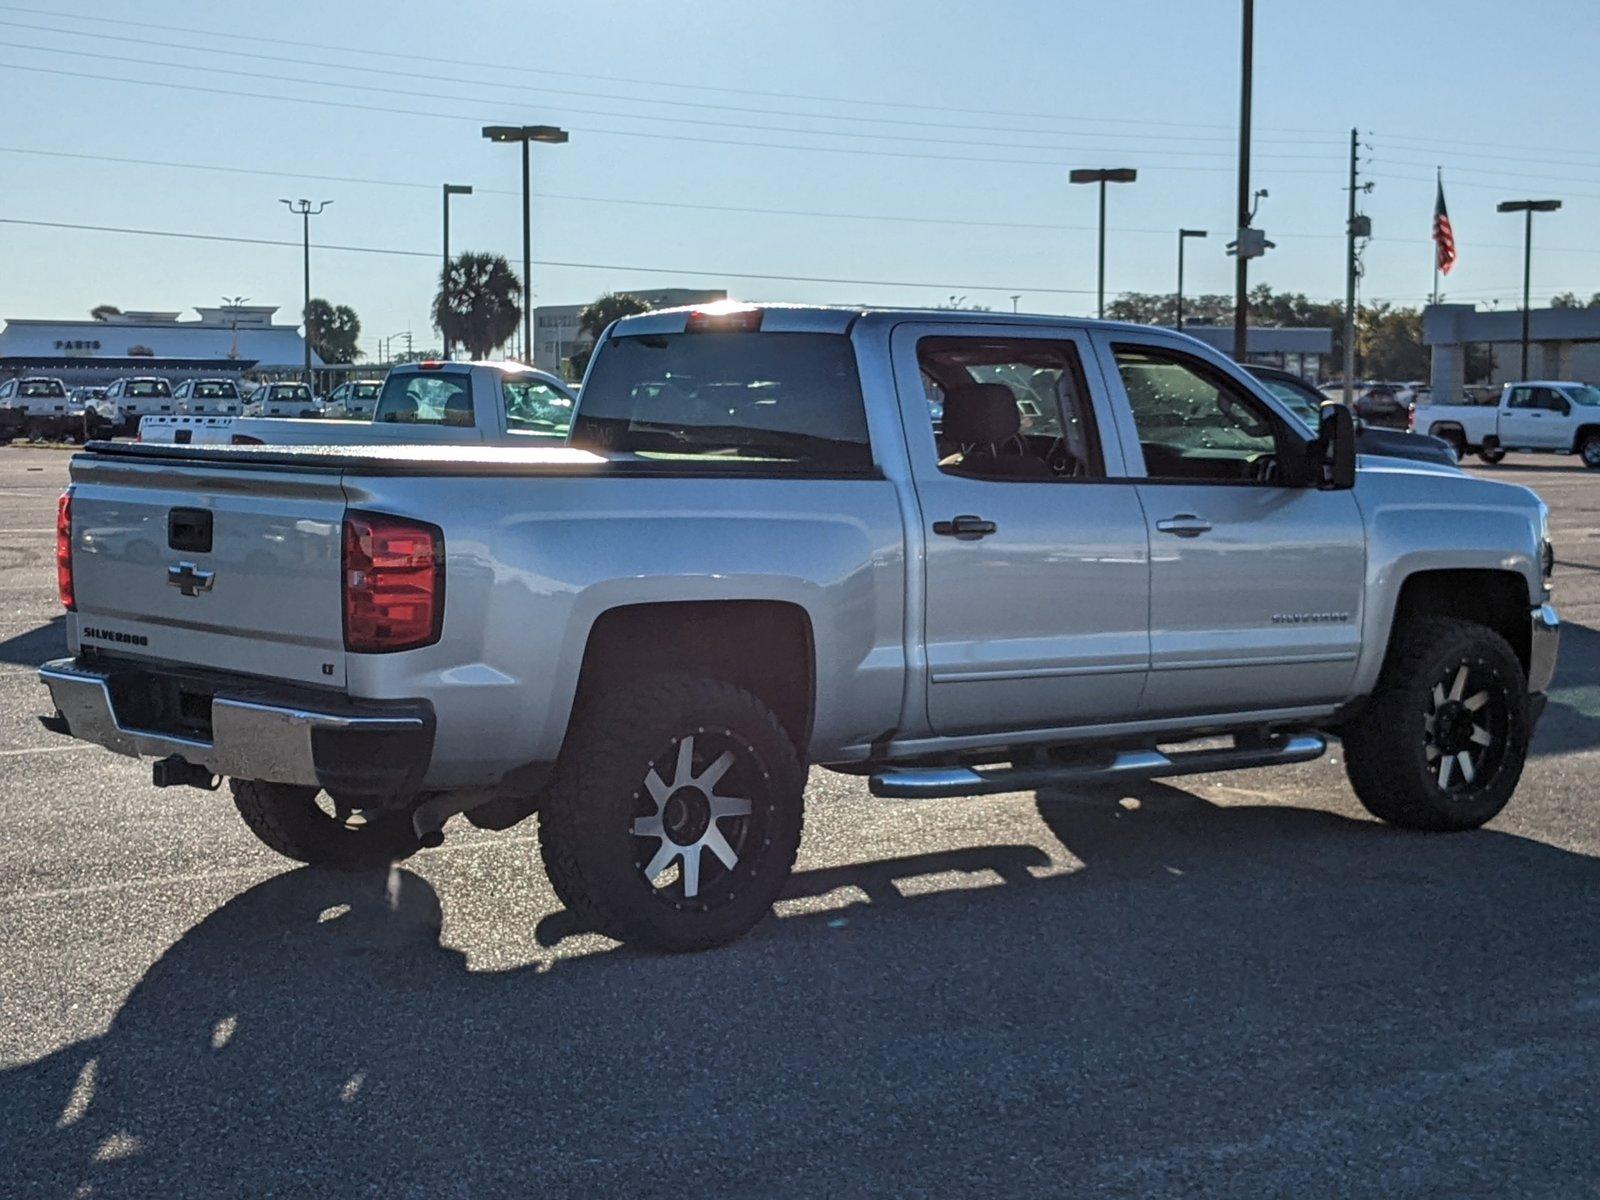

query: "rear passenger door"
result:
(890, 322), (1150, 736)
(1094, 335), (1366, 717)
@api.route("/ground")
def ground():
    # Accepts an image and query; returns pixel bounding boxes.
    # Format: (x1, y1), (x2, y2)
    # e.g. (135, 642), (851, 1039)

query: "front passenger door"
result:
(1097, 337), (1366, 717)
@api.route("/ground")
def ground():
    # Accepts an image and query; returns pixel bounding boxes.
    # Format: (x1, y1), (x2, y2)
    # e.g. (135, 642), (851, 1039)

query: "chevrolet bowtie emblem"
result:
(167, 561), (215, 597)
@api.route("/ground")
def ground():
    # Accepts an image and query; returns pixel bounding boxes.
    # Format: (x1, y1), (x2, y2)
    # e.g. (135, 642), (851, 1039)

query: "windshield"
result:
(352, 383), (381, 399)
(20, 380), (66, 398)
(270, 385), (311, 400)
(194, 382), (235, 398)
(1256, 378), (1321, 428)
(1567, 385), (1600, 407)
(571, 331), (873, 472)
(126, 380), (169, 398)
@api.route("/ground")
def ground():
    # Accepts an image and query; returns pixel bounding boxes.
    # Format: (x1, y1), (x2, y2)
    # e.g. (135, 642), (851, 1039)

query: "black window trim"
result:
(1110, 339), (1313, 488)
(914, 331), (1109, 484)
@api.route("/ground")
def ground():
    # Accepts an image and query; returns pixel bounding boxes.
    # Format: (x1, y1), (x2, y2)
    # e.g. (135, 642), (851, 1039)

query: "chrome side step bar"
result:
(868, 734), (1327, 800)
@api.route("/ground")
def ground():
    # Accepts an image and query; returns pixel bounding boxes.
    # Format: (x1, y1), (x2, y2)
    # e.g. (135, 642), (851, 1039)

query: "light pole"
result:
(1010, 294), (1021, 313)
(1233, 0), (1253, 362)
(482, 124), (568, 364)
(1176, 229), (1207, 331)
(1496, 198), (1562, 379)
(279, 198), (331, 385)
(441, 183), (473, 359)
(1069, 168), (1137, 319)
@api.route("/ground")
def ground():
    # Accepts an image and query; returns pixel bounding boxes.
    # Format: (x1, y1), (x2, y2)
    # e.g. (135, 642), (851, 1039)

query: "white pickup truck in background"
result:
(1417, 380), (1600, 467)
(137, 363), (576, 446)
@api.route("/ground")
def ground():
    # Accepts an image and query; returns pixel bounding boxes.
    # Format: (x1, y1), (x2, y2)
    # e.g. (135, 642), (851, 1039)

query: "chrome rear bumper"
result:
(39, 657), (432, 796)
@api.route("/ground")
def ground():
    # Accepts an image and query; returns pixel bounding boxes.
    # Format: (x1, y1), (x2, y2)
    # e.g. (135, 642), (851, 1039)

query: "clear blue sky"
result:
(4, 0), (1599, 357)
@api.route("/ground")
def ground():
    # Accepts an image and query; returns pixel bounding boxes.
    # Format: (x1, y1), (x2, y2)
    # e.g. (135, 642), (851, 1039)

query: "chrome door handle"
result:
(1155, 514), (1212, 537)
(933, 514), (997, 540)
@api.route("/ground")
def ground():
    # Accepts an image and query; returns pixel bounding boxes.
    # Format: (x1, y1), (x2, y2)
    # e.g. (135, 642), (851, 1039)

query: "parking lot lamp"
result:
(1069, 168), (1138, 319)
(1496, 199), (1562, 379)
(481, 125), (569, 363)
(279, 199), (331, 384)
(441, 184), (473, 359)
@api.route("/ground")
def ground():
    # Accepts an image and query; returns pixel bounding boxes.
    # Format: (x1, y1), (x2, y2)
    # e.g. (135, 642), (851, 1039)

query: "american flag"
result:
(1433, 178), (1457, 275)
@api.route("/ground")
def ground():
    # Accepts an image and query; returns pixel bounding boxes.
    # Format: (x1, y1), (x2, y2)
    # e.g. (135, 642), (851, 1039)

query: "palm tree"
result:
(568, 292), (655, 377)
(433, 253), (522, 360)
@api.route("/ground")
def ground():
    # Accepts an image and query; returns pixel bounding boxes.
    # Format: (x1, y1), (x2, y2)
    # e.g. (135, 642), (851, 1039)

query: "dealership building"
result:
(0, 304), (322, 386)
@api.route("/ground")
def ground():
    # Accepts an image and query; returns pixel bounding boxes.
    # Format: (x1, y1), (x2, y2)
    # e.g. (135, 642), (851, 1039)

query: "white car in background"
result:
(243, 382), (320, 418)
(140, 362), (575, 446)
(172, 378), (244, 416)
(324, 379), (384, 419)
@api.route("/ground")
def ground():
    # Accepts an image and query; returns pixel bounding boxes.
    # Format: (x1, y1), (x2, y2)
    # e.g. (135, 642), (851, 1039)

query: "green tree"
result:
(433, 253), (522, 360)
(1356, 302), (1429, 380)
(304, 298), (362, 364)
(568, 292), (656, 378)
(1551, 291), (1600, 309)
(89, 304), (121, 321)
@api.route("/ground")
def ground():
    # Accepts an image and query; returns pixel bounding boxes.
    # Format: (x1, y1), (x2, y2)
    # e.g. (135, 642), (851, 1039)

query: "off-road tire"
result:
(538, 673), (805, 951)
(1343, 616), (1529, 831)
(230, 778), (421, 869)
(1579, 432), (1600, 470)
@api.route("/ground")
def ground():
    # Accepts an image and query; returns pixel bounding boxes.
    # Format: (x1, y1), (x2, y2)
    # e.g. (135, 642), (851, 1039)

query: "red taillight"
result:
(230, 434), (264, 445)
(685, 305), (762, 333)
(342, 512), (443, 653)
(418, 360), (444, 371)
(56, 490), (74, 611)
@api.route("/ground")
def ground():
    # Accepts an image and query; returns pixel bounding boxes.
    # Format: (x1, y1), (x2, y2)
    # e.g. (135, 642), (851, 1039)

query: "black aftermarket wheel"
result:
(1343, 617), (1529, 831)
(539, 674), (805, 951)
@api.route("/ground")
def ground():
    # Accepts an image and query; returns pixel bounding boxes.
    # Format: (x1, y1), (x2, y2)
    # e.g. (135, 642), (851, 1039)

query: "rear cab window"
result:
(570, 331), (873, 473)
(375, 373), (474, 427)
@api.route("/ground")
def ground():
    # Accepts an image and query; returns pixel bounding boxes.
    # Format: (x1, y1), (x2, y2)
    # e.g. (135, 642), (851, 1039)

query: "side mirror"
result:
(1314, 401), (1357, 489)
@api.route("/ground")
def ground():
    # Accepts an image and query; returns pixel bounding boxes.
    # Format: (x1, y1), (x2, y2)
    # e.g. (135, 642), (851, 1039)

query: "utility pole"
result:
(1232, 0), (1253, 362)
(1343, 130), (1359, 406)
(279, 198), (331, 386)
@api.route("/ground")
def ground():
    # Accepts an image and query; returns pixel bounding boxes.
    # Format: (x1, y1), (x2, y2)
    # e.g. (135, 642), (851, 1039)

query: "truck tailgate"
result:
(69, 455), (347, 687)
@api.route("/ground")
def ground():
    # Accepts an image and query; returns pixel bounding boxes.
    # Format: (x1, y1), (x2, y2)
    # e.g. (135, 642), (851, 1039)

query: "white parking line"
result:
(0, 743), (95, 757)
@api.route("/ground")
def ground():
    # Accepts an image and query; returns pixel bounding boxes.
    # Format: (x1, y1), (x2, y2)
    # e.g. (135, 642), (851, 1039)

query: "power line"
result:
(0, 60), (1354, 176)
(0, 215), (1103, 295)
(0, 1), (1340, 137)
(0, 44), (1345, 166)
(10, 144), (1600, 259)
(0, 17), (1342, 149)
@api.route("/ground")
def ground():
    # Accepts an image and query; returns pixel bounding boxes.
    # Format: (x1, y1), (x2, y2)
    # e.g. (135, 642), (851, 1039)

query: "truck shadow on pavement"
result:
(1532, 619), (1600, 758)
(5, 784), (1600, 1198)
(0, 614), (64, 668)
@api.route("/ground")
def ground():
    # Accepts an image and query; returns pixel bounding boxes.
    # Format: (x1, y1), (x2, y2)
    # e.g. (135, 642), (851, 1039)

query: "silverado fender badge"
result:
(167, 561), (216, 597)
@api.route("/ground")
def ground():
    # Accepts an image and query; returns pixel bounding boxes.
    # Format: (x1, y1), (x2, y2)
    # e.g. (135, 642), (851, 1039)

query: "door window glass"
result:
(1113, 345), (1285, 482)
(915, 337), (1102, 480)
(504, 377), (574, 437)
(1507, 387), (1536, 409)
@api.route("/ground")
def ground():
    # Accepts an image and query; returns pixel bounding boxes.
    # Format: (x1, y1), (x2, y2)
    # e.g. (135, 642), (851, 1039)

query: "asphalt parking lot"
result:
(1, 446), (1596, 1198)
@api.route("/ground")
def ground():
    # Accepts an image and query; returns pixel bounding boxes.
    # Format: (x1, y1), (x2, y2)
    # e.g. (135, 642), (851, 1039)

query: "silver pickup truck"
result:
(40, 305), (1559, 950)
